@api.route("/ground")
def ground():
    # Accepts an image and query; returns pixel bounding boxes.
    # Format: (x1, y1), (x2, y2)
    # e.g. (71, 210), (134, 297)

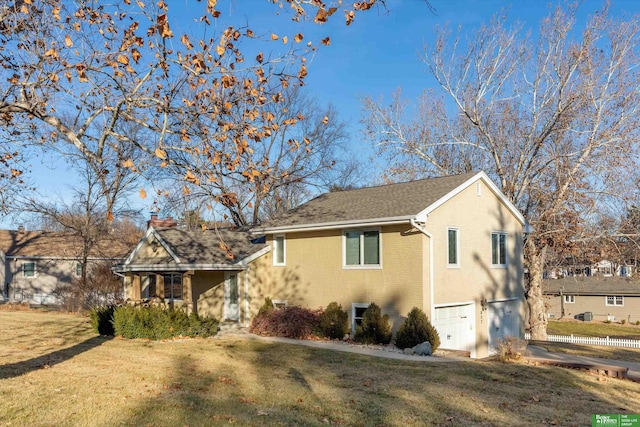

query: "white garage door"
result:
(488, 299), (519, 354)
(433, 304), (475, 354)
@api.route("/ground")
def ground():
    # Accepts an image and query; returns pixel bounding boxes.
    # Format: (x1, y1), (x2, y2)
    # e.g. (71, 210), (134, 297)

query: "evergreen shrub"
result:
(353, 303), (392, 344)
(113, 305), (218, 339)
(89, 305), (116, 336)
(394, 307), (440, 350)
(318, 302), (349, 339)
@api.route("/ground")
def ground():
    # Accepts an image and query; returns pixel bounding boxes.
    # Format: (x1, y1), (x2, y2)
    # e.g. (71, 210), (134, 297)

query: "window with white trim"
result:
(273, 235), (286, 266)
(606, 295), (623, 306)
(142, 274), (158, 298)
(344, 230), (380, 267)
(351, 303), (370, 332)
(163, 273), (183, 300)
(491, 232), (507, 267)
(76, 262), (83, 277)
(23, 261), (36, 278)
(272, 299), (288, 309)
(563, 295), (575, 304)
(447, 227), (459, 266)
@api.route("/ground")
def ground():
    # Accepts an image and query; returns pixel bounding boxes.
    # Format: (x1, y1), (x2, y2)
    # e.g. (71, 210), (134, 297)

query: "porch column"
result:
(156, 274), (165, 299)
(131, 274), (141, 300)
(183, 271), (193, 314)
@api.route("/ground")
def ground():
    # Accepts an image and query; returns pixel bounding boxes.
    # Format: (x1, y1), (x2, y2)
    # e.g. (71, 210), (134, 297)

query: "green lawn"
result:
(547, 320), (640, 339)
(1, 311), (640, 426)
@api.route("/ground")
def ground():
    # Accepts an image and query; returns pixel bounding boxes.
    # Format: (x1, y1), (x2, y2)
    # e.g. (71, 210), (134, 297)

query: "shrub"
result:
(113, 305), (218, 339)
(90, 305), (116, 336)
(250, 305), (320, 339)
(636, 320), (640, 326)
(318, 302), (349, 339)
(354, 303), (392, 345)
(257, 297), (275, 317)
(394, 307), (440, 351)
(621, 319), (627, 325)
(496, 337), (528, 362)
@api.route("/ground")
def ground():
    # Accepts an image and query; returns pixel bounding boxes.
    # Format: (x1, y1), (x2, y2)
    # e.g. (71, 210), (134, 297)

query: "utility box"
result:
(584, 312), (593, 321)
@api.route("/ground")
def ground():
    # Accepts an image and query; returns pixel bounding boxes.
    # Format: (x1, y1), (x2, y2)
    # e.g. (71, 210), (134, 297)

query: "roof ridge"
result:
(329, 171), (478, 194)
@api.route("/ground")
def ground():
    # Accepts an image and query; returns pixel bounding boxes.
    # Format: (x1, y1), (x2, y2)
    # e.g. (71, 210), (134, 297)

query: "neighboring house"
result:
(117, 171), (528, 358)
(543, 276), (640, 323)
(546, 260), (634, 280)
(0, 228), (130, 305)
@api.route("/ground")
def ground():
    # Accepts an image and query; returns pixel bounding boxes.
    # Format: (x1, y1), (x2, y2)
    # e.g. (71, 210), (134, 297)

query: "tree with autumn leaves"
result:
(0, 0), (378, 219)
(362, 3), (640, 339)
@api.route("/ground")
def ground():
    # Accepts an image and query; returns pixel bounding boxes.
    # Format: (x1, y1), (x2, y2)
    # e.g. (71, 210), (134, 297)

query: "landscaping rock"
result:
(403, 347), (415, 355)
(412, 341), (432, 356)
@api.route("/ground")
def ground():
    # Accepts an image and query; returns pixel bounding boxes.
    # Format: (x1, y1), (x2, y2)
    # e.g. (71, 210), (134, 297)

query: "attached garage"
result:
(487, 299), (520, 354)
(433, 303), (475, 356)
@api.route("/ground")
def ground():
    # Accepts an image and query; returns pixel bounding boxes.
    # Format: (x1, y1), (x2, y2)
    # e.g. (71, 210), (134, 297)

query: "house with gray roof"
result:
(118, 171), (527, 358)
(543, 276), (640, 323)
(0, 228), (131, 305)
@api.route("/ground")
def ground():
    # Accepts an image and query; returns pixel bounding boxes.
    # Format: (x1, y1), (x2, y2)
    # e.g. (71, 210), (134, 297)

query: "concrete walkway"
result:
(526, 345), (640, 382)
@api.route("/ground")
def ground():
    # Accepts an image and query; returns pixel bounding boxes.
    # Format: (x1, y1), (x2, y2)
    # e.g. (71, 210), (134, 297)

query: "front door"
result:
(224, 273), (240, 321)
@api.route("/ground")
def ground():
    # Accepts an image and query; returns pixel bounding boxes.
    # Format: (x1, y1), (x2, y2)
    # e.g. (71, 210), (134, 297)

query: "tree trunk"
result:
(525, 239), (548, 340)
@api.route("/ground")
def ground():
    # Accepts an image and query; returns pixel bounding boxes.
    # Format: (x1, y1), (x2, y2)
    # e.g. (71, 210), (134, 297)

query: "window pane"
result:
(76, 263), (82, 276)
(148, 274), (157, 298)
(499, 234), (506, 265)
(607, 296), (614, 305)
(172, 274), (182, 300)
(23, 262), (35, 277)
(491, 234), (499, 265)
(163, 274), (172, 299)
(363, 231), (380, 265)
(345, 232), (361, 265)
(274, 236), (284, 264)
(616, 296), (623, 305)
(448, 229), (457, 264)
(229, 274), (238, 304)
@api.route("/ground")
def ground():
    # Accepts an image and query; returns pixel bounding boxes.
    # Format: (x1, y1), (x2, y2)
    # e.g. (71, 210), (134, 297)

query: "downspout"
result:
(411, 218), (435, 322)
(244, 266), (250, 327)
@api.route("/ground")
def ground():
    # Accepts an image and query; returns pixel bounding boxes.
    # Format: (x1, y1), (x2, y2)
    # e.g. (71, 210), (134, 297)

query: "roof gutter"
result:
(410, 218), (435, 322)
(113, 263), (248, 273)
(253, 217), (414, 235)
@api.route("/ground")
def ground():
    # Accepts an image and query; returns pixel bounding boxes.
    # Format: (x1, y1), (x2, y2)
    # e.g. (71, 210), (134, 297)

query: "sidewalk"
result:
(526, 345), (640, 382)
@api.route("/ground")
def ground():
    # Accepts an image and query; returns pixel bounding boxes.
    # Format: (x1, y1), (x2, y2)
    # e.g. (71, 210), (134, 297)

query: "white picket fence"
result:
(525, 333), (640, 349)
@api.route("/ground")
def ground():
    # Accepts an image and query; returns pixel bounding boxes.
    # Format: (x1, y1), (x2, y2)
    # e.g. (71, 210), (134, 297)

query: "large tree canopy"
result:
(362, 3), (640, 339)
(0, 0), (378, 217)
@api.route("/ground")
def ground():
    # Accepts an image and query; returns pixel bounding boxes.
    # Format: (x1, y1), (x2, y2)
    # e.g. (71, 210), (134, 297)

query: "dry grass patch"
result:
(1, 312), (640, 426)
(530, 341), (640, 364)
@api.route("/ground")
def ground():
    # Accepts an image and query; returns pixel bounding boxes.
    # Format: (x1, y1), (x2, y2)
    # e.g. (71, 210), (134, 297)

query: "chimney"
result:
(147, 214), (178, 229)
(17, 225), (25, 234)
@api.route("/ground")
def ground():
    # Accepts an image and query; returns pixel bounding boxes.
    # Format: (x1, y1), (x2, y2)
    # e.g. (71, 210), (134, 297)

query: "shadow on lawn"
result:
(0, 335), (112, 380)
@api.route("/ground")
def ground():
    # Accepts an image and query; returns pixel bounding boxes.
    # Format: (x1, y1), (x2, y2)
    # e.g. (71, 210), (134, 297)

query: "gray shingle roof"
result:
(0, 229), (131, 259)
(258, 172), (478, 230)
(543, 277), (640, 296)
(149, 227), (266, 266)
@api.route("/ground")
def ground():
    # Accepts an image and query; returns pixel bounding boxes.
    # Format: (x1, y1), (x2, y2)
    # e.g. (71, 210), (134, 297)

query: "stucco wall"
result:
(7, 258), (79, 304)
(192, 271), (226, 319)
(425, 180), (525, 358)
(255, 224), (425, 330)
(546, 294), (640, 323)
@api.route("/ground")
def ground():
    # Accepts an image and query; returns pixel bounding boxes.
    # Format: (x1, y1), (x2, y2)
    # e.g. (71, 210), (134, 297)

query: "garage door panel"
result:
(488, 300), (519, 353)
(434, 304), (475, 353)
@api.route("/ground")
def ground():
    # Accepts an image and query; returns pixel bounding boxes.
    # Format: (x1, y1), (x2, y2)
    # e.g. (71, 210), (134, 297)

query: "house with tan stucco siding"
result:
(117, 171), (527, 359)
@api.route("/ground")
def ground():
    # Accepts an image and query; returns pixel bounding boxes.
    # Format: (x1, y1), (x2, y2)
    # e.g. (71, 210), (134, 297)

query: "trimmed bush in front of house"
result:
(90, 305), (116, 336)
(318, 302), (349, 339)
(250, 301), (321, 339)
(112, 305), (219, 339)
(354, 302), (392, 345)
(394, 307), (440, 351)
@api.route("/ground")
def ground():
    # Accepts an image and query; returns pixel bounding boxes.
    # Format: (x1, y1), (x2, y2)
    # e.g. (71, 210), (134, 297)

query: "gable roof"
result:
(254, 171), (527, 233)
(543, 277), (640, 296)
(117, 227), (269, 272)
(0, 229), (130, 259)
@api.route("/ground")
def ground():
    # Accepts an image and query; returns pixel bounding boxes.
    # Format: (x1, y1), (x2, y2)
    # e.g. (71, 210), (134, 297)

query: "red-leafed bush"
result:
(250, 305), (321, 339)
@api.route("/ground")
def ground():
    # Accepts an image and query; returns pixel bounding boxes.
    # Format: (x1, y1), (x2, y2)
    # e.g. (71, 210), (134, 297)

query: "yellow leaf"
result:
(216, 45), (225, 56)
(106, 211), (114, 221)
(271, 33), (278, 40)
(321, 37), (331, 46)
(139, 188), (147, 199)
(117, 54), (129, 65)
(155, 148), (167, 159)
(64, 34), (73, 48)
(282, 36), (288, 44)
(208, 0), (217, 7)
(256, 52), (263, 63)
(294, 33), (303, 43)
(322, 116), (329, 125)
(123, 159), (135, 168)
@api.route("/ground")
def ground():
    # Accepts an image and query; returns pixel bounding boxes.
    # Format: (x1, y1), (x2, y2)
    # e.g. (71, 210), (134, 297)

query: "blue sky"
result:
(7, 0), (640, 229)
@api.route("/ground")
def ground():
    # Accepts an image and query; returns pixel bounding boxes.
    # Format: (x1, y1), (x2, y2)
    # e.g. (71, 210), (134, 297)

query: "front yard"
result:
(1, 311), (640, 426)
